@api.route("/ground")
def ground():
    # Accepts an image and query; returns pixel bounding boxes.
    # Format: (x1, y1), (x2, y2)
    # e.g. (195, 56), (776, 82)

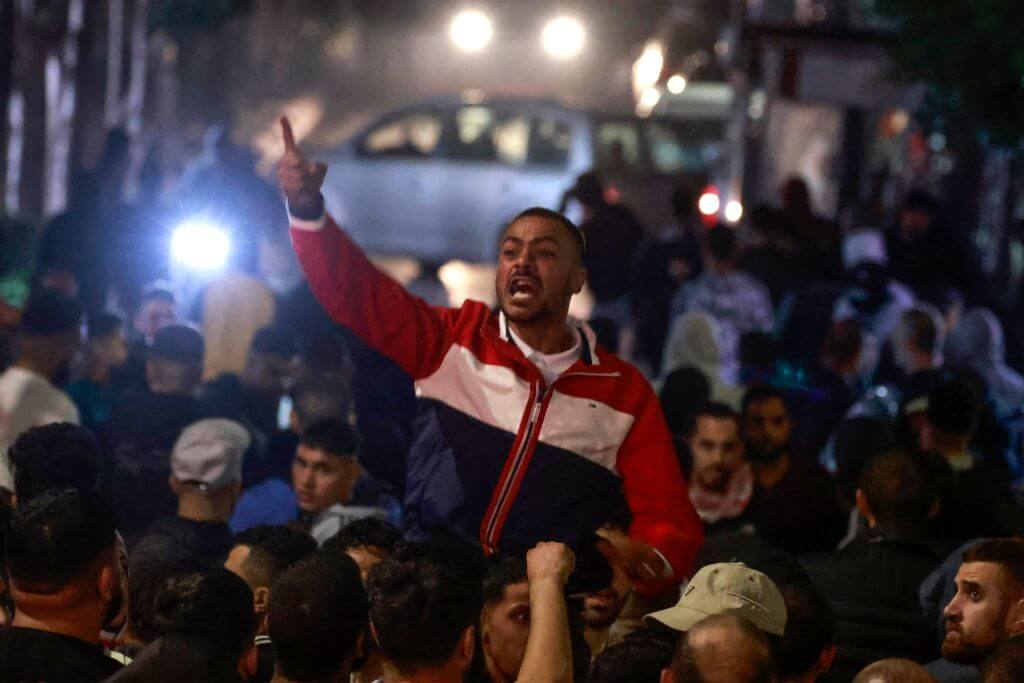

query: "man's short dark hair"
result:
(6, 488), (116, 594)
(859, 450), (937, 533)
(127, 550), (201, 645)
(8, 423), (100, 503)
(505, 207), (585, 260)
(659, 367), (711, 436)
(777, 582), (834, 679)
(300, 419), (359, 457)
(741, 385), (787, 416)
(87, 312), (124, 341)
(291, 375), (353, 432)
(269, 554), (369, 681)
(250, 326), (297, 358)
(590, 637), (674, 683)
(688, 402), (739, 437)
(18, 289), (81, 336)
(482, 555), (527, 606)
(963, 540), (1024, 590)
(323, 518), (402, 556)
(367, 541), (484, 672)
(926, 381), (980, 437)
(153, 568), (258, 667)
(668, 614), (774, 683)
(706, 226), (737, 262)
(233, 525), (317, 589)
(148, 324), (204, 365)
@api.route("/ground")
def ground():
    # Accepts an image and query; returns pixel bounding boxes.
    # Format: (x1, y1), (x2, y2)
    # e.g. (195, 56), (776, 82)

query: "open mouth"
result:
(508, 277), (540, 301)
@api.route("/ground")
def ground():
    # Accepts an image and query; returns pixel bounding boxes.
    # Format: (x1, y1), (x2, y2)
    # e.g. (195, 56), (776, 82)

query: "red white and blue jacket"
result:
(290, 213), (704, 583)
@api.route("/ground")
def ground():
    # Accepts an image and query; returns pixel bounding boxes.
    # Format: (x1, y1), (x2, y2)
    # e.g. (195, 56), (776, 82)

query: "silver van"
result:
(321, 94), (725, 263)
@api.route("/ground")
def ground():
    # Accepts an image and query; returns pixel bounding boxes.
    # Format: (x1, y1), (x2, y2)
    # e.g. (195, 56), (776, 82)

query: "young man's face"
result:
(688, 415), (745, 492)
(495, 216), (585, 327)
(134, 299), (177, 340)
(291, 445), (360, 514)
(742, 397), (792, 464)
(481, 581), (531, 681)
(942, 561), (1021, 665)
(94, 331), (129, 369)
(580, 563), (633, 632)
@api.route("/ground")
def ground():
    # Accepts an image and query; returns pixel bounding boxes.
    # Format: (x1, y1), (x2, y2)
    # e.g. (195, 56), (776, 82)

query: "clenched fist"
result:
(526, 542), (575, 587)
(277, 116), (327, 217)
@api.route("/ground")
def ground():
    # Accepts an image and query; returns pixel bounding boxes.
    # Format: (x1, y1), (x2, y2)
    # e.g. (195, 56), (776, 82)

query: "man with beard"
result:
(927, 539), (1024, 683)
(741, 386), (844, 554)
(277, 117), (702, 591)
(0, 489), (126, 681)
(0, 290), (82, 494)
(685, 403), (752, 531)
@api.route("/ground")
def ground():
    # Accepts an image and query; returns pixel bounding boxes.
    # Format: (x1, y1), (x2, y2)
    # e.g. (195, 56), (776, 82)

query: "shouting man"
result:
(277, 117), (701, 591)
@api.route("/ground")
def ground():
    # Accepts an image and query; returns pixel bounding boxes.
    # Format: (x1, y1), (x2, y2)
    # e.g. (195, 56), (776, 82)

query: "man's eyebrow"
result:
(960, 580), (983, 592)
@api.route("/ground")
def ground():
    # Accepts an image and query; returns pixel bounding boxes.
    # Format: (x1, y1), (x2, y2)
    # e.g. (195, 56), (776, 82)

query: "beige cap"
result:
(170, 419), (250, 490)
(645, 562), (787, 636)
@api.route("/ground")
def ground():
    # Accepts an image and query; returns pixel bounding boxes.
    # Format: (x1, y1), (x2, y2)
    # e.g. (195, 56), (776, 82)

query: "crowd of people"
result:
(0, 115), (1022, 683)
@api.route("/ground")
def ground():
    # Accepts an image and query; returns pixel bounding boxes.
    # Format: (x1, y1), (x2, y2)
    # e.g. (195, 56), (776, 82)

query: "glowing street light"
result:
(725, 200), (744, 223)
(667, 74), (687, 95)
(450, 8), (493, 53)
(698, 191), (721, 216)
(171, 219), (231, 271)
(541, 16), (585, 60)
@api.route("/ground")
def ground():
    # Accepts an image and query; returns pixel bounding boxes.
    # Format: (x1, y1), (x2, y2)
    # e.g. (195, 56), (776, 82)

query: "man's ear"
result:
(660, 668), (675, 683)
(571, 266), (587, 295)
(1009, 598), (1024, 636)
(253, 586), (271, 616)
(98, 562), (118, 603)
(460, 625), (476, 666)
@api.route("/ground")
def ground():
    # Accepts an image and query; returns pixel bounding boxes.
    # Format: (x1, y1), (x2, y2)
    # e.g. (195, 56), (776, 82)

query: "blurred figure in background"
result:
(662, 311), (743, 410)
(684, 403), (752, 531)
(0, 291), (82, 494)
(66, 313), (129, 430)
(945, 309), (1024, 421)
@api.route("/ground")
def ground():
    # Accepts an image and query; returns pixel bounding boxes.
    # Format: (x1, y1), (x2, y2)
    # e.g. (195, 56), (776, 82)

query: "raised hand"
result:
(526, 541), (576, 587)
(596, 526), (667, 585)
(277, 116), (327, 216)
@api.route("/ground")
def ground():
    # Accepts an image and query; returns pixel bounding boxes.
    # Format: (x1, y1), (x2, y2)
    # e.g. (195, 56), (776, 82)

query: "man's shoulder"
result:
(0, 627), (123, 680)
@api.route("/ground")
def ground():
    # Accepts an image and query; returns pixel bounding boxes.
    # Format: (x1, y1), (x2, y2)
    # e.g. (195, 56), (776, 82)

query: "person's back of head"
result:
(169, 418), (249, 522)
(290, 374), (353, 434)
(664, 613), (775, 683)
(126, 547), (202, 647)
(857, 450), (938, 536)
(659, 367), (711, 437)
(146, 324), (204, 395)
(6, 488), (119, 630)
(15, 289), (82, 379)
(321, 518), (403, 579)
(833, 417), (895, 504)
(895, 306), (944, 362)
(268, 553), (368, 682)
(923, 381), (980, 449)
(366, 540), (484, 678)
(777, 582), (835, 682)
(852, 658), (935, 682)
(8, 423), (100, 504)
(151, 567), (258, 679)
(590, 635), (674, 683)
(228, 524), (317, 592)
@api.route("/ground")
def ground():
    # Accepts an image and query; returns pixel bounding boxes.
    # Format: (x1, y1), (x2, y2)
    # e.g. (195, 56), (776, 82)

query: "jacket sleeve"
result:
(290, 212), (455, 380)
(617, 383), (704, 590)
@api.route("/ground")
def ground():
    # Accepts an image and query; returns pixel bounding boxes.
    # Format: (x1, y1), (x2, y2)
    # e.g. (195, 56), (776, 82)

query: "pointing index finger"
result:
(280, 116), (298, 156)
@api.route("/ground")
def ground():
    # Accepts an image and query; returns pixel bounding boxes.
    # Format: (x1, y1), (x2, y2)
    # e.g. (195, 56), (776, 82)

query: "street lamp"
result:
(667, 74), (687, 95)
(541, 16), (585, 60)
(450, 8), (493, 53)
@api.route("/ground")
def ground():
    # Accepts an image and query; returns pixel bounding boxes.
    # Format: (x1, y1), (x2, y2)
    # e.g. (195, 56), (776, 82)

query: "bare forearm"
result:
(517, 578), (572, 683)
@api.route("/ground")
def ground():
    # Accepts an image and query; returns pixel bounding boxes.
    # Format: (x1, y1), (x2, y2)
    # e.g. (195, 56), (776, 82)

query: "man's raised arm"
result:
(278, 116), (454, 380)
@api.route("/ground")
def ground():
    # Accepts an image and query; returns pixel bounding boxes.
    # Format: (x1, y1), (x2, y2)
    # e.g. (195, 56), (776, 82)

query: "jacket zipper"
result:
(481, 368), (621, 551)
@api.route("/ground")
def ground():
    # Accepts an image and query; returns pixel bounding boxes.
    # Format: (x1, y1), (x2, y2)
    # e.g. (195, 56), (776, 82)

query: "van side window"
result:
(595, 121), (643, 171)
(529, 118), (571, 167)
(361, 112), (442, 158)
(451, 106), (528, 166)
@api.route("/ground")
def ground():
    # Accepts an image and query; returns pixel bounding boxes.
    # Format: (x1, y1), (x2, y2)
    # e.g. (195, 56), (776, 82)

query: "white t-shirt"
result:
(0, 367), (80, 491)
(508, 326), (583, 386)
